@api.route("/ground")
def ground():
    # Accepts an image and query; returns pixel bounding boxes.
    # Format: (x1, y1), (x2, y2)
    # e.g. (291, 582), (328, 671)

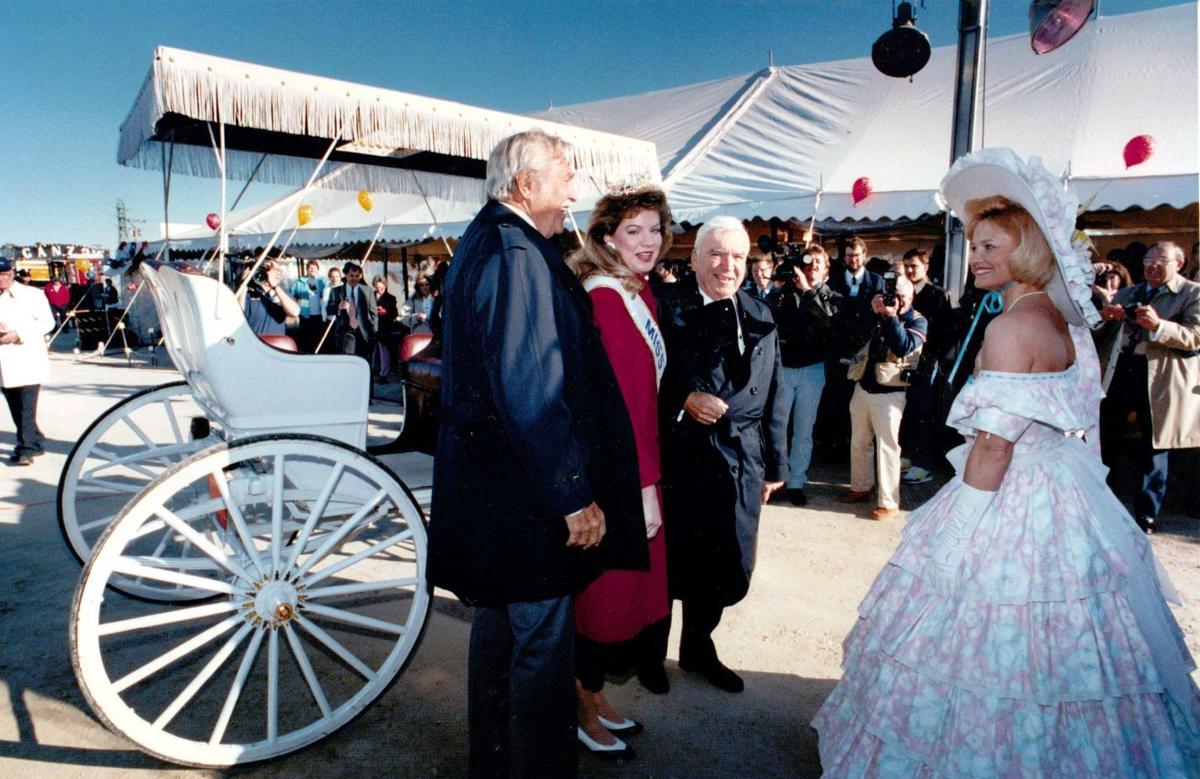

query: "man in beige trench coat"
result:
(1099, 241), (1200, 533)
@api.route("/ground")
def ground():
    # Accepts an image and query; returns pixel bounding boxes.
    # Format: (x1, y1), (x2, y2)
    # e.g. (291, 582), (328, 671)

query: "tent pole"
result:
(944, 0), (988, 304)
(234, 130), (344, 301)
(230, 153), (268, 212)
(401, 246), (409, 302)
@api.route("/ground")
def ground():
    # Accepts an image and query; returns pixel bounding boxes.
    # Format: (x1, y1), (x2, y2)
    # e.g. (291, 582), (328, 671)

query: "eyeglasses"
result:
(1143, 256), (1176, 267)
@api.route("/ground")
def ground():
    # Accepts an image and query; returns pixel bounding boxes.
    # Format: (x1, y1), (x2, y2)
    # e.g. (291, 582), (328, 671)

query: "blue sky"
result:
(0, 0), (1181, 248)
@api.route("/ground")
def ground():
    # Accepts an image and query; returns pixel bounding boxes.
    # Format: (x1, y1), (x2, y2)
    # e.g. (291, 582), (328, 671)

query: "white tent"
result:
(539, 3), (1197, 225)
(120, 46), (661, 248)
(153, 166), (478, 252)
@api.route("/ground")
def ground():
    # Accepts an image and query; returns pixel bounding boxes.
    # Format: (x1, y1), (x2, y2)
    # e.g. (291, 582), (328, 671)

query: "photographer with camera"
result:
(770, 245), (844, 506)
(1098, 241), (1200, 534)
(838, 273), (926, 521)
(236, 258), (300, 338)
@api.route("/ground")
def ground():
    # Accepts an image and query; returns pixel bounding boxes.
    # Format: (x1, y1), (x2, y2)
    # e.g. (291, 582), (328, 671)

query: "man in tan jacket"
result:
(1099, 241), (1200, 533)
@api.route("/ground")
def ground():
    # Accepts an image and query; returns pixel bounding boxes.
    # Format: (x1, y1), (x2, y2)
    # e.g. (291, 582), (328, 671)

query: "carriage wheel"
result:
(58, 382), (221, 575)
(71, 435), (431, 767)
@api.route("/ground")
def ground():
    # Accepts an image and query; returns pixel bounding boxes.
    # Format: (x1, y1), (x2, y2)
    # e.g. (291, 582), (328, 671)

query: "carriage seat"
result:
(141, 264), (369, 448)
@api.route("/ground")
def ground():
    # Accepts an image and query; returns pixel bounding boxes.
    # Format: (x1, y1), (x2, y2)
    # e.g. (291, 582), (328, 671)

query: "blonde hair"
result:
(965, 196), (1054, 289)
(569, 185), (673, 294)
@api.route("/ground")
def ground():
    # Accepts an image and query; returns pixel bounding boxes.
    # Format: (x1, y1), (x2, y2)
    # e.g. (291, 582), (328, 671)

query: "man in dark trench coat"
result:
(656, 215), (788, 694)
(428, 129), (647, 778)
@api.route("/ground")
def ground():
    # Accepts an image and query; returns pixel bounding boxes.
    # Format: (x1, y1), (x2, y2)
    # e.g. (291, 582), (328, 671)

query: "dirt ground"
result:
(0, 353), (1197, 778)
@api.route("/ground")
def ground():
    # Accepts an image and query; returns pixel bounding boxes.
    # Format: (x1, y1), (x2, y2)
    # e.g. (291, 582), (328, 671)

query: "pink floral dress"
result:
(814, 325), (1200, 777)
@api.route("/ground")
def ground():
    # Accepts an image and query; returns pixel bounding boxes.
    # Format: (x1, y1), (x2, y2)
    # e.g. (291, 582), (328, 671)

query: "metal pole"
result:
(401, 246), (409, 301)
(944, 0), (988, 304)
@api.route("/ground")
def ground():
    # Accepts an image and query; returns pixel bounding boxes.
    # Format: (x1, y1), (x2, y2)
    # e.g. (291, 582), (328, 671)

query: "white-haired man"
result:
(428, 130), (648, 776)
(1100, 241), (1200, 533)
(657, 216), (787, 693)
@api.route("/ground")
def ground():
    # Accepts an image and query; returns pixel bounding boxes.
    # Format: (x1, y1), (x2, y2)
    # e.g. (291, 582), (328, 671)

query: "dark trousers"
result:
(338, 330), (371, 361)
(676, 599), (725, 665)
(3, 384), (44, 457)
(468, 596), (576, 778)
(901, 371), (936, 470)
(1101, 354), (1169, 520)
(298, 316), (325, 353)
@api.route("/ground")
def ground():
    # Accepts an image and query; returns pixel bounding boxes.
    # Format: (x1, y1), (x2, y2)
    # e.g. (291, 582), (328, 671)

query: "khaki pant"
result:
(849, 384), (907, 509)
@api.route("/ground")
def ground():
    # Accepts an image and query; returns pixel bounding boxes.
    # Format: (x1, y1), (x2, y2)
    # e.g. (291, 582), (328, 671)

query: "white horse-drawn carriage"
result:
(58, 47), (659, 767)
(66, 263), (431, 765)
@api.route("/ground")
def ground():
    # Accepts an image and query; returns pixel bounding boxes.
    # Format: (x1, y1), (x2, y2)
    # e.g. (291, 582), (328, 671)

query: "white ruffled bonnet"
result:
(940, 148), (1101, 329)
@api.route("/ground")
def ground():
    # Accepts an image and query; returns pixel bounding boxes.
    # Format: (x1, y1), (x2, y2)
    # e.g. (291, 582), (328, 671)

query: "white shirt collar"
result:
(845, 268), (866, 285)
(500, 201), (539, 232)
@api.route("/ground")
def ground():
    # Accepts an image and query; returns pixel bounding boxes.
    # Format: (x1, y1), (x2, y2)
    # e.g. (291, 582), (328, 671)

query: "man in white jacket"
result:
(0, 258), (54, 466)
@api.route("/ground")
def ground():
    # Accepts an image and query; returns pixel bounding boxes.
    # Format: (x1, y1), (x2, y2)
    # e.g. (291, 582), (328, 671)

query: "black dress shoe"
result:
(1136, 515), (1156, 534)
(787, 488), (808, 507)
(636, 663), (669, 695)
(678, 657), (744, 693)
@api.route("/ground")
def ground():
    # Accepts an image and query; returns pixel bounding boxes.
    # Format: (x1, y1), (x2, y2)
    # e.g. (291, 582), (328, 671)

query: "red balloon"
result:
(206, 212), (221, 230)
(1123, 135), (1156, 169)
(852, 177), (872, 206)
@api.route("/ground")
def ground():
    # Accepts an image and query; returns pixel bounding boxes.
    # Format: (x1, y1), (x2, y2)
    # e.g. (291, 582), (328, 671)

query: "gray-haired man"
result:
(428, 130), (647, 776)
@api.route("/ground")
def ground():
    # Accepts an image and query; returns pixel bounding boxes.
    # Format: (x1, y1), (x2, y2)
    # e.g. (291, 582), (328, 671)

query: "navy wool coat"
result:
(428, 201), (647, 607)
(658, 278), (788, 607)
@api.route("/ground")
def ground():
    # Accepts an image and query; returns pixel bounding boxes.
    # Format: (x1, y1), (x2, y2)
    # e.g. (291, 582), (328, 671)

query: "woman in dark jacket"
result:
(371, 275), (399, 381)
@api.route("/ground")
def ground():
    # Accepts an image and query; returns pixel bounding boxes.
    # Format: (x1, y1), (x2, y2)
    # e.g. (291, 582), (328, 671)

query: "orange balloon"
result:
(357, 189), (374, 212)
(297, 204), (314, 226)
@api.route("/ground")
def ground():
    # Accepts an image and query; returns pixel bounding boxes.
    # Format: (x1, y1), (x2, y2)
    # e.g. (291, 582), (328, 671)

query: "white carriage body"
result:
(142, 264), (370, 448)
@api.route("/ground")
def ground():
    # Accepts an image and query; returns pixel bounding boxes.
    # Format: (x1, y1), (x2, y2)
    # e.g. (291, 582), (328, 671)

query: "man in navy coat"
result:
(429, 130), (646, 777)
(657, 216), (788, 694)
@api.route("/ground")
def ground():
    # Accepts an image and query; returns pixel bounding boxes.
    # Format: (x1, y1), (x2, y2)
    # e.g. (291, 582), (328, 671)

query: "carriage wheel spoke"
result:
(271, 455), (285, 576)
(267, 628), (279, 742)
(294, 614), (376, 680)
(303, 528), (413, 587)
(153, 623), (253, 729)
(283, 624), (331, 717)
(98, 601), (236, 636)
(160, 396), (185, 444)
(284, 463), (344, 573)
(303, 577), (419, 600)
(294, 489), (388, 579)
(210, 627), (264, 745)
(212, 470), (267, 579)
(303, 602), (406, 635)
(76, 477), (145, 495)
(78, 513), (120, 533)
(120, 415), (157, 449)
(112, 615), (240, 693)
(112, 557), (236, 594)
(157, 507), (255, 585)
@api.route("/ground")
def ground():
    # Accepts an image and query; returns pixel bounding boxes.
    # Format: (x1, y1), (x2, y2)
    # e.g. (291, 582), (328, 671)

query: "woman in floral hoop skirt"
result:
(814, 148), (1200, 777)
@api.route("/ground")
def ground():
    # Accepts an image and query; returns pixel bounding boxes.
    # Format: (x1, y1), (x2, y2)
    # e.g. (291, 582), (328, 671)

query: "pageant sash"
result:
(583, 275), (667, 387)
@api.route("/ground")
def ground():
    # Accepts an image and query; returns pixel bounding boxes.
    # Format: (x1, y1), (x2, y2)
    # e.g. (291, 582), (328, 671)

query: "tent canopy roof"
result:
(119, 46), (660, 203)
(539, 3), (1197, 223)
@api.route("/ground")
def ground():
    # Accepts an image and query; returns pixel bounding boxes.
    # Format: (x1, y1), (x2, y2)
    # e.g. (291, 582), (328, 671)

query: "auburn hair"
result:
(569, 185), (673, 293)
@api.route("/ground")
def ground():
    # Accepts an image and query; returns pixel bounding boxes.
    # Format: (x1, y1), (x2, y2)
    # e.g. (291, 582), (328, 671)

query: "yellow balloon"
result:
(297, 204), (314, 226)
(357, 189), (374, 212)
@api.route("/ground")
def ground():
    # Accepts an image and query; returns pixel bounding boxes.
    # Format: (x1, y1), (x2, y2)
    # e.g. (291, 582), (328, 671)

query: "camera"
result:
(771, 263), (796, 283)
(883, 272), (898, 307)
(1122, 303), (1142, 321)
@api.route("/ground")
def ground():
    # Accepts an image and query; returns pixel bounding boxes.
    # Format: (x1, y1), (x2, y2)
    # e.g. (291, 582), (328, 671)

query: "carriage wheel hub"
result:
(253, 580), (299, 626)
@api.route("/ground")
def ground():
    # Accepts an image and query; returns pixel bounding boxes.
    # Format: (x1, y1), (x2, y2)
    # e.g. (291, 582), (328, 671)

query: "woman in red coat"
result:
(568, 185), (673, 759)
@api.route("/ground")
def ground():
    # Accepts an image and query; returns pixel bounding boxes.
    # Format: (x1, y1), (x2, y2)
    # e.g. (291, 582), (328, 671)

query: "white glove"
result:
(928, 483), (995, 585)
(641, 485), (662, 539)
